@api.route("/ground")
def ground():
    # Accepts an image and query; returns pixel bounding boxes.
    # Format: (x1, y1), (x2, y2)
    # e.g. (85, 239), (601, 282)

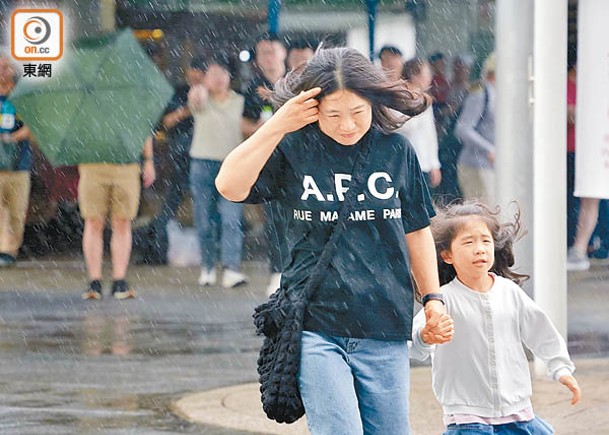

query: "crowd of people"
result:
(1, 35), (604, 292)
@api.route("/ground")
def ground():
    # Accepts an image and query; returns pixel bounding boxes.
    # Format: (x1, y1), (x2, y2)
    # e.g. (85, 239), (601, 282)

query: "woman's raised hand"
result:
(188, 84), (208, 110)
(268, 87), (321, 134)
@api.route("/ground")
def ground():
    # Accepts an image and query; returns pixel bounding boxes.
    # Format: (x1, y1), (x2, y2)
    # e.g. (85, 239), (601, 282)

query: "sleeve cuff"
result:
(414, 328), (434, 350)
(553, 367), (574, 381)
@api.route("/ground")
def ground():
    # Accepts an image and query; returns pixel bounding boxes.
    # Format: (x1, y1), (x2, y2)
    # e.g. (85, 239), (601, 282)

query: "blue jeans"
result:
(443, 416), (554, 434)
(298, 331), (411, 435)
(190, 159), (244, 271)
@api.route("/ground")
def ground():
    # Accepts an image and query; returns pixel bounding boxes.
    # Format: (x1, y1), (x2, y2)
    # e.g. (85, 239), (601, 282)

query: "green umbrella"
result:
(9, 28), (173, 166)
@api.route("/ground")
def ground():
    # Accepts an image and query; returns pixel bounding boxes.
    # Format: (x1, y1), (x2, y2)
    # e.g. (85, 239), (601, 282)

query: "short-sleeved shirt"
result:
(245, 126), (435, 340)
(1, 95), (31, 171)
(163, 84), (194, 154)
(242, 75), (274, 122)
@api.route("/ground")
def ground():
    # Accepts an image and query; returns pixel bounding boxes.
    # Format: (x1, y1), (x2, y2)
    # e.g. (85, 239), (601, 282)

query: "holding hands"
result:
(421, 310), (454, 345)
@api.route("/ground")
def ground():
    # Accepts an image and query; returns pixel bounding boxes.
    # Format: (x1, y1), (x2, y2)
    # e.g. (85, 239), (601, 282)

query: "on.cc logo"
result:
(11, 9), (63, 61)
(23, 16), (52, 45)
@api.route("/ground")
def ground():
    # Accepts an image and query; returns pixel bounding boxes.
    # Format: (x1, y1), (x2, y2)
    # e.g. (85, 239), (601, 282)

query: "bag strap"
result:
(300, 129), (376, 301)
(474, 85), (489, 132)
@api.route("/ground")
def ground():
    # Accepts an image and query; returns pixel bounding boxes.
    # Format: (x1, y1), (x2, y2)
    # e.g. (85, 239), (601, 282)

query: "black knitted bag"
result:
(253, 287), (306, 423)
(253, 130), (375, 424)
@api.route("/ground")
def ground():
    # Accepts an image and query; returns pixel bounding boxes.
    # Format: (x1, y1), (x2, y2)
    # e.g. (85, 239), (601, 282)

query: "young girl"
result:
(216, 47), (449, 434)
(411, 201), (581, 434)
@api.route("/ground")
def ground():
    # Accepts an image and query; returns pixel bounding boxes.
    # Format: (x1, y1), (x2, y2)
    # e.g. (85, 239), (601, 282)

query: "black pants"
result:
(136, 139), (190, 264)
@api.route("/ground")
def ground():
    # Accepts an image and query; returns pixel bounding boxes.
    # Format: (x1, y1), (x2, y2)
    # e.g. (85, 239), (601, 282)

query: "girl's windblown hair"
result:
(431, 201), (529, 286)
(271, 47), (431, 133)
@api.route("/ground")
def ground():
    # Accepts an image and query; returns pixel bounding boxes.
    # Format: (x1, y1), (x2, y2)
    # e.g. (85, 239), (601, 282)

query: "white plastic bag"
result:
(166, 220), (201, 267)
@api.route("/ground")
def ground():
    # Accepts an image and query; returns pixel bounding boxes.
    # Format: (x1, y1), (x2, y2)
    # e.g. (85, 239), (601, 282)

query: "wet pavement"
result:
(0, 259), (268, 434)
(0, 258), (608, 434)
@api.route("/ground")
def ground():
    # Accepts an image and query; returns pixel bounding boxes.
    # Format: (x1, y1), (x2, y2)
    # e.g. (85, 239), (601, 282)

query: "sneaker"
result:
(111, 279), (136, 300)
(221, 269), (248, 289)
(0, 253), (16, 268)
(266, 272), (282, 296)
(82, 280), (103, 300)
(198, 268), (217, 286)
(567, 248), (590, 272)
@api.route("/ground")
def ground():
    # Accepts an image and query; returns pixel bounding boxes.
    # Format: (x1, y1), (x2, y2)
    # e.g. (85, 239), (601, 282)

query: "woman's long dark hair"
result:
(272, 47), (431, 133)
(431, 201), (530, 286)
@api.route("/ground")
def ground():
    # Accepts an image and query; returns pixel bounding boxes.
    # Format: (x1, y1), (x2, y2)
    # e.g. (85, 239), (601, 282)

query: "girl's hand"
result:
(421, 313), (454, 345)
(266, 87), (321, 134)
(559, 375), (581, 405)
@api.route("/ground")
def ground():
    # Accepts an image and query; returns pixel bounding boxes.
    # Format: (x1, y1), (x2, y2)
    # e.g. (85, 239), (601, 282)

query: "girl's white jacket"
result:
(410, 274), (575, 417)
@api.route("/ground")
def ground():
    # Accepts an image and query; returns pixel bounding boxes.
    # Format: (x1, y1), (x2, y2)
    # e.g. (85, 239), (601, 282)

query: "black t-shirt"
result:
(164, 84), (194, 140)
(245, 126), (435, 340)
(242, 75), (274, 122)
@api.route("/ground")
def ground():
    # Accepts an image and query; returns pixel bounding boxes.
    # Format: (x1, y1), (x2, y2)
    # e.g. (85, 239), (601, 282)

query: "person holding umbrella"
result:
(8, 30), (174, 299)
(0, 54), (32, 268)
(80, 137), (156, 300)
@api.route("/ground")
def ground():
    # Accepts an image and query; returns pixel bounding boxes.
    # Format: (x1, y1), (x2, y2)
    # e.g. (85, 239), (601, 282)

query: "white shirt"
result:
(188, 90), (244, 162)
(395, 106), (440, 172)
(410, 275), (575, 418)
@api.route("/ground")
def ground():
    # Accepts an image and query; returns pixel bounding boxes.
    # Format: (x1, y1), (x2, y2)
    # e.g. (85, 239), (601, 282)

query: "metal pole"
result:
(268, 0), (282, 37)
(495, 0), (534, 292)
(366, 0), (378, 61)
(532, 0), (568, 372)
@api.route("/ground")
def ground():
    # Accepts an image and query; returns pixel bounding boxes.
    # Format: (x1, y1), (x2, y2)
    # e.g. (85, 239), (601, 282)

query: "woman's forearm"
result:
(215, 119), (286, 202)
(217, 87), (321, 201)
(405, 226), (440, 296)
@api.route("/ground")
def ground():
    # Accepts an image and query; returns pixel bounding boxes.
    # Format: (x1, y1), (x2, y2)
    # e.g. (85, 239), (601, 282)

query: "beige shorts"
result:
(78, 163), (140, 220)
(0, 170), (31, 254)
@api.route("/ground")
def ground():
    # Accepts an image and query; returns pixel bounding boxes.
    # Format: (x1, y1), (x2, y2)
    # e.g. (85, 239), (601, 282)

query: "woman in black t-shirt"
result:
(216, 47), (453, 434)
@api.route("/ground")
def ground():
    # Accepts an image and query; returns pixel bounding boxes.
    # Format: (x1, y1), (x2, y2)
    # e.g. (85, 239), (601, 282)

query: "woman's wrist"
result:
(259, 115), (286, 138)
(421, 292), (445, 307)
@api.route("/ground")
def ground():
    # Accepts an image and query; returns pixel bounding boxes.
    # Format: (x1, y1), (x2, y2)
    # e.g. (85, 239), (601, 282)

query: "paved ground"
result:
(174, 359), (609, 435)
(0, 258), (608, 434)
(173, 264), (609, 435)
(0, 259), (266, 434)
